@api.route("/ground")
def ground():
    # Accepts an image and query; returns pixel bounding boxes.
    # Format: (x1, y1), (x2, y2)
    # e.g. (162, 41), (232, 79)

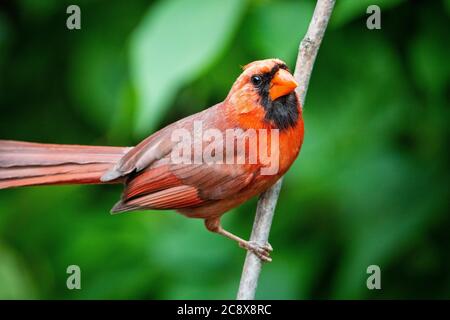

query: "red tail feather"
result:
(0, 140), (131, 189)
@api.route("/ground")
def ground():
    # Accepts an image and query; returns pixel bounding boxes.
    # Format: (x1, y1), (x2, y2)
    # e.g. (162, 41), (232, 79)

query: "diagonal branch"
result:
(237, 0), (336, 300)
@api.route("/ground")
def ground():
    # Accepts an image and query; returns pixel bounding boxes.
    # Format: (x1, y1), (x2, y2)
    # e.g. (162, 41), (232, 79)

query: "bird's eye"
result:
(251, 75), (262, 86)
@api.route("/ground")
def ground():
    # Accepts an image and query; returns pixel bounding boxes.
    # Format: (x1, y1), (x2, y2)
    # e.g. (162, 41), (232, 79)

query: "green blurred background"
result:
(0, 0), (449, 299)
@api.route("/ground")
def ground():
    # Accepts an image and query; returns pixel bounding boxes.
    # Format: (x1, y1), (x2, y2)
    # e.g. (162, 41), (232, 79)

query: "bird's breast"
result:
(277, 115), (304, 174)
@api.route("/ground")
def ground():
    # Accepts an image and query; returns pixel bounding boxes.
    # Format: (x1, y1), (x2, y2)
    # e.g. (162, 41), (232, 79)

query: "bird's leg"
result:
(204, 218), (273, 262)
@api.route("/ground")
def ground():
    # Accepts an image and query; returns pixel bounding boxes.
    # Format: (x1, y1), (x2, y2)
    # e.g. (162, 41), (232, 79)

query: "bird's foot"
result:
(239, 241), (273, 262)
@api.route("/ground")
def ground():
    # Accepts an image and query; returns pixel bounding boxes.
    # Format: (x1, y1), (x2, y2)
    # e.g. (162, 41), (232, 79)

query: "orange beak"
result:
(269, 69), (298, 101)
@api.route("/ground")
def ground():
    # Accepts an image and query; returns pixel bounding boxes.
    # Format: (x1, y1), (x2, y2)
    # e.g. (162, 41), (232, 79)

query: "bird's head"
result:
(226, 59), (300, 130)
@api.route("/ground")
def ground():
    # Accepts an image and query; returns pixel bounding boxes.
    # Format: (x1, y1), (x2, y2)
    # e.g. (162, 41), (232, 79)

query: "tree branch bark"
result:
(237, 0), (336, 300)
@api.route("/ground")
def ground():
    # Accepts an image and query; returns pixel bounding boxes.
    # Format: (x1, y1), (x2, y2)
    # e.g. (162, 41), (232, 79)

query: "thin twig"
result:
(237, 0), (336, 300)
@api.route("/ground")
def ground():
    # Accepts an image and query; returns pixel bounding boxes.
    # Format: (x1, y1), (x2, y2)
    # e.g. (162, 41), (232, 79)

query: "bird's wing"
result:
(100, 104), (221, 182)
(99, 123), (179, 182)
(111, 161), (256, 213)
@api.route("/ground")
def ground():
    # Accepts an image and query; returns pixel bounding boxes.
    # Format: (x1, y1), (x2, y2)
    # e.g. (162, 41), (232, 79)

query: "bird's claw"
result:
(240, 241), (273, 262)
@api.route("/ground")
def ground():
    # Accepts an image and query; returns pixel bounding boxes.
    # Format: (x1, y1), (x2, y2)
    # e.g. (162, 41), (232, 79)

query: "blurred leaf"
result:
(331, 153), (446, 298)
(257, 244), (324, 299)
(69, 41), (128, 131)
(0, 11), (11, 88)
(445, 0), (450, 15)
(18, 0), (60, 20)
(129, 0), (246, 136)
(0, 244), (36, 299)
(409, 15), (450, 96)
(331, 0), (405, 27)
(245, 1), (314, 64)
(68, 2), (145, 133)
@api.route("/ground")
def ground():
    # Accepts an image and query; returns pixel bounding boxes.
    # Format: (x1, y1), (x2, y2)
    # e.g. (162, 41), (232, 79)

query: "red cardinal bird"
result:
(0, 59), (304, 261)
